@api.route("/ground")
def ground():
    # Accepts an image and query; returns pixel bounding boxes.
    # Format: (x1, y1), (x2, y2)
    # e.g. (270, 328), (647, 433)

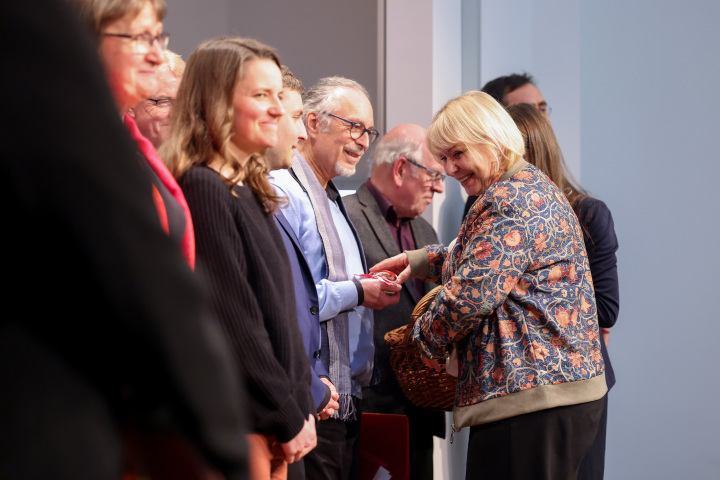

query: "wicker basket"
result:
(384, 285), (456, 411)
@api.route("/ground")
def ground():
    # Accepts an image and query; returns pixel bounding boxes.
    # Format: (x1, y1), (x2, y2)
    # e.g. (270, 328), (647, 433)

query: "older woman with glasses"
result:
(374, 91), (607, 480)
(72, 0), (194, 268)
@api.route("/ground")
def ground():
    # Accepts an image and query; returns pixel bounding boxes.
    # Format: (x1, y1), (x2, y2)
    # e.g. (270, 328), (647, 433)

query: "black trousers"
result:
(577, 394), (608, 480)
(286, 458), (305, 480)
(407, 405), (437, 480)
(303, 416), (362, 480)
(466, 398), (604, 480)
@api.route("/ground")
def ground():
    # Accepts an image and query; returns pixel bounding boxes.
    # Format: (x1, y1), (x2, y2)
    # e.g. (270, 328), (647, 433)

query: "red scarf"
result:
(123, 114), (195, 270)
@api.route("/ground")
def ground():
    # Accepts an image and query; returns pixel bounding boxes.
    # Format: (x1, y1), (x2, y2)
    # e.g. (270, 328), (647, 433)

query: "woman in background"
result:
(161, 37), (315, 480)
(73, 0), (195, 267)
(507, 102), (619, 480)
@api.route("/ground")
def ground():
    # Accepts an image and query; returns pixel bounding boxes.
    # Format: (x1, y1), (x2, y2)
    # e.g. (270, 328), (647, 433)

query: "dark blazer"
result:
(463, 194), (479, 221)
(576, 197), (619, 390)
(0, 1), (247, 477)
(344, 184), (445, 438)
(274, 211), (332, 411)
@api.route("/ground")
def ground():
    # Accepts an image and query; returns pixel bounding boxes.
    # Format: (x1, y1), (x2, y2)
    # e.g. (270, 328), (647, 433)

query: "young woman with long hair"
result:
(161, 37), (316, 480)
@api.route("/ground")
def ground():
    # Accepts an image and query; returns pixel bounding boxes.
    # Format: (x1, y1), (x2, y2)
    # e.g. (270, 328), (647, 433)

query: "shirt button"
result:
(310, 306), (319, 315)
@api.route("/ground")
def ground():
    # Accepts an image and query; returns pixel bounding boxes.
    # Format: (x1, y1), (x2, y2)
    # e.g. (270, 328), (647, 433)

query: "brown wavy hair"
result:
(505, 103), (588, 208)
(161, 37), (285, 213)
(506, 103), (594, 241)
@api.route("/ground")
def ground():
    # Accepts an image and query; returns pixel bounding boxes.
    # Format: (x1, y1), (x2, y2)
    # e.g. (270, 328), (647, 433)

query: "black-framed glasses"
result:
(405, 158), (446, 184)
(147, 97), (174, 109)
(323, 112), (379, 145)
(102, 32), (170, 53)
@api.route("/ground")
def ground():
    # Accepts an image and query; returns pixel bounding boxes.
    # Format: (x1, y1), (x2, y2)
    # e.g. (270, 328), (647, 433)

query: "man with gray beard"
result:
(270, 77), (401, 480)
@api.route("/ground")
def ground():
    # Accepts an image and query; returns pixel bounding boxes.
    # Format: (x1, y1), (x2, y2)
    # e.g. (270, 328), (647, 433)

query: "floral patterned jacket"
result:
(411, 161), (607, 429)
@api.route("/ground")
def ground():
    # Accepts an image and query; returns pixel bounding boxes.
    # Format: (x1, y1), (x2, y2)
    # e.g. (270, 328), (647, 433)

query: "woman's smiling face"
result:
(230, 58), (285, 159)
(438, 144), (500, 196)
(98, 1), (163, 113)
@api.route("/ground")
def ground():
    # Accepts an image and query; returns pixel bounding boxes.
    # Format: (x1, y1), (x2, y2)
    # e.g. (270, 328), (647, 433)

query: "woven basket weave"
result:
(384, 285), (456, 411)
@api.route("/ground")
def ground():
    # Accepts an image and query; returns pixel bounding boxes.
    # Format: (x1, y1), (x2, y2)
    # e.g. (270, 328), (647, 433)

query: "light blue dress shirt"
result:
(270, 162), (374, 390)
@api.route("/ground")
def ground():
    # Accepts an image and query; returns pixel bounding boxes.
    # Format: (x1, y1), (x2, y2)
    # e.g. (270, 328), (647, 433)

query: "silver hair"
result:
(303, 76), (370, 131)
(158, 49), (185, 77)
(372, 136), (424, 177)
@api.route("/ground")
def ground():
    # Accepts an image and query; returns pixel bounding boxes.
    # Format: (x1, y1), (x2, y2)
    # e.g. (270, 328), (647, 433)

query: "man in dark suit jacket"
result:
(0, 1), (247, 477)
(344, 124), (446, 480)
(265, 66), (340, 479)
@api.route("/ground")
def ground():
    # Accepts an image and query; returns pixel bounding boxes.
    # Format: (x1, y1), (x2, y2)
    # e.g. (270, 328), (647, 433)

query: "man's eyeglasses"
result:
(102, 32), (170, 53)
(323, 112), (379, 145)
(147, 97), (174, 109)
(537, 102), (552, 117)
(405, 158), (445, 184)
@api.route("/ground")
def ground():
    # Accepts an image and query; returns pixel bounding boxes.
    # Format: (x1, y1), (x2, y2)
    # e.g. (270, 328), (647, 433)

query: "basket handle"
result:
(403, 285), (443, 345)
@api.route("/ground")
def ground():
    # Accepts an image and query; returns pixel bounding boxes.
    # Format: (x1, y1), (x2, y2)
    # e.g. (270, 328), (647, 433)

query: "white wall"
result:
(478, 0), (720, 478)
(385, 0), (434, 130)
(580, 1), (720, 478)
(439, 0), (581, 243)
(479, 0), (581, 179)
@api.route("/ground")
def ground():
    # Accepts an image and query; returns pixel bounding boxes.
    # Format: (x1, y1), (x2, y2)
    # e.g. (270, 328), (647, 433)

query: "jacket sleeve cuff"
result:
(316, 382), (332, 412)
(352, 278), (365, 306)
(405, 248), (430, 279)
(269, 396), (307, 444)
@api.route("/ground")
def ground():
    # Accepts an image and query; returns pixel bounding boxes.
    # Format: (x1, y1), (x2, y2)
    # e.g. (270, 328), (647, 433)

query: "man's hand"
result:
(370, 253), (412, 284)
(319, 378), (340, 420)
(360, 278), (401, 309)
(281, 414), (316, 463)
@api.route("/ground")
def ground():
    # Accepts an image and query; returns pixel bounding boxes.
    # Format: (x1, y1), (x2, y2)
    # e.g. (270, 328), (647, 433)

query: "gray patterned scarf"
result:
(290, 153), (358, 420)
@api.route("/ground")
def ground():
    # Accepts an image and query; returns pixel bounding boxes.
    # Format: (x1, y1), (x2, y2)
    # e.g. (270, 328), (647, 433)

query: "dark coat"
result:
(344, 184), (445, 439)
(274, 211), (332, 411)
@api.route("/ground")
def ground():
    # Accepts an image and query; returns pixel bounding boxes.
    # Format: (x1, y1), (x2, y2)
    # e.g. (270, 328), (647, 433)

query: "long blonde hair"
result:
(161, 37), (284, 212)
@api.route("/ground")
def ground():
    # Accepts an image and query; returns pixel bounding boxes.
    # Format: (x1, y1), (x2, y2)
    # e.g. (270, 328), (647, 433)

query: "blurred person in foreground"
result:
(344, 123), (446, 479)
(161, 37), (316, 480)
(0, 0), (247, 478)
(128, 49), (185, 149)
(373, 91), (606, 480)
(506, 103), (619, 480)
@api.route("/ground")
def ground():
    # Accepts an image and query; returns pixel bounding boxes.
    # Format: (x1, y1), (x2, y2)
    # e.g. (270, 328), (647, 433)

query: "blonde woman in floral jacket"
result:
(373, 91), (606, 480)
